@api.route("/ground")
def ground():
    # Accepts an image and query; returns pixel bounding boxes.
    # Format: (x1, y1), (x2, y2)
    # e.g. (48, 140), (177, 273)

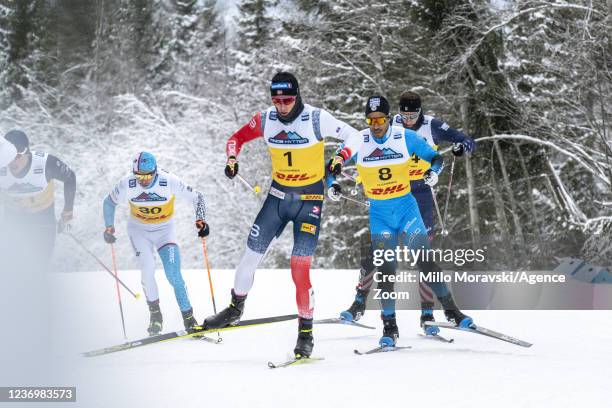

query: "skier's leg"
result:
(340, 238), (376, 321)
(204, 193), (286, 328)
(128, 225), (161, 334)
(290, 198), (322, 358)
(370, 208), (400, 346)
(400, 195), (473, 328)
(412, 185), (437, 331)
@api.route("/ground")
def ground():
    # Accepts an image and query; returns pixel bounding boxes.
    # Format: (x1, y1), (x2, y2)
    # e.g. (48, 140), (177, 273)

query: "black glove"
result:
(452, 143), (465, 157)
(225, 156), (238, 179)
(327, 183), (342, 201)
(328, 155), (344, 176)
(196, 220), (210, 238)
(104, 226), (116, 244)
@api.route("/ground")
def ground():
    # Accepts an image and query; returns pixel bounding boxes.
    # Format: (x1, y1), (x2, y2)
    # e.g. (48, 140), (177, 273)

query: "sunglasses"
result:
(134, 172), (155, 183)
(400, 109), (421, 121)
(271, 96), (297, 106)
(365, 116), (388, 126)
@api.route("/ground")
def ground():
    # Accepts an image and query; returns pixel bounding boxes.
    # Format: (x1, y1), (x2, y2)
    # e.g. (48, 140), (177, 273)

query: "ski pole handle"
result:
(236, 174), (261, 194)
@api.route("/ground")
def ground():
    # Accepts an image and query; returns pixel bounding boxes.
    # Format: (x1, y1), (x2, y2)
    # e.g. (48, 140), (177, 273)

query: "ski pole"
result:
(67, 232), (141, 299)
(341, 170), (362, 196)
(110, 243), (128, 339)
(340, 193), (370, 207)
(201, 238), (222, 341)
(431, 188), (448, 236)
(236, 174), (261, 194)
(441, 156), (456, 231)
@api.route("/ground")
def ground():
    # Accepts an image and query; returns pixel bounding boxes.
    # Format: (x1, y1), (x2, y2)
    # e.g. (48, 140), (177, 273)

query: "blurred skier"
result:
(0, 130), (76, 268)
(328, 96), (474, 347)
(103, 152), (208, 335)
(203, 72), (362, 359)
(340, 91), (476, 336)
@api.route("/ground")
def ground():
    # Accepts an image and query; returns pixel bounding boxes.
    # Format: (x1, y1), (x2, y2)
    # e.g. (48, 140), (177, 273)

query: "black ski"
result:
(418, 333), (454, 343)
(267, 356), (324, 369)
(354, 345), (411, 355)
(423, 321), (532, 348)
(83, 314), (298, 357)
(314, 317), (375, 330)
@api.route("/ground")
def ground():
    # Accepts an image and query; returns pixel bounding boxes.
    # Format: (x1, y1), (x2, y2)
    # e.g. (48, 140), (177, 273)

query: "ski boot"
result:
(294, 317), (314, 359)
(420, 302), (440, 335)
(181, 308), (198, 330)
(203, 290), (246, 329)
(147, 300), (163, 336)
(340, 288), (368, 322)
(440, 294), (474, 328)
(379, 313), (399, 347)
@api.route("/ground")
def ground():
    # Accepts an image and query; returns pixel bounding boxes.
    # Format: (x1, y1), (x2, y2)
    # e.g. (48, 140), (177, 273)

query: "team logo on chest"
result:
(132, 192), (167, 202)
(268, 130), (309, 145)
(363, 147), (403, 162)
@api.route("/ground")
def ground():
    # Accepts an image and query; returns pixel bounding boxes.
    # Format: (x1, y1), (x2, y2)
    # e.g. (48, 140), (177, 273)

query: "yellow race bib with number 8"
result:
(357, 161), (413, 200)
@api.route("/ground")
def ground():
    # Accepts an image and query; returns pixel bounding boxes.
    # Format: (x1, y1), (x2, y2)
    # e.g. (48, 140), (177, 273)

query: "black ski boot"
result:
(340, 288), (369, 322)
(203, 290), (246, 329)
(147, 300), (163, 336)
(181, 308), (198, 330)
(294, 317), (314, 359)
(420, 302), (440, 335)
(379, 313), (399, 347)
(439, 294), (474, 328)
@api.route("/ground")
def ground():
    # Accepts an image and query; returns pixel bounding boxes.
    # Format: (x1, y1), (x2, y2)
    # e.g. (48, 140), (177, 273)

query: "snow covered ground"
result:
(37, 268), (612, 407)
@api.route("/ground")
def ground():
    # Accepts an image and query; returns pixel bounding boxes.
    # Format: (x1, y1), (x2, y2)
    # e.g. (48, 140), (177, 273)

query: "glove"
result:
(225, 156), (238, 179)
(327, 155), (344, 176)
(453, 138), (476, 156)
(327, 183), (342, 201)
(57, 210), (73, 233)
(451, 143), (465, 157)
(196, 220), (210, 238)
(103, 226), (116, 244)
(423, 170), (439, 187)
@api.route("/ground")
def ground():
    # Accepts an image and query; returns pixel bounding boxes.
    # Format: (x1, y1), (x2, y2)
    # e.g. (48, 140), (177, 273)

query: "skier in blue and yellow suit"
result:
(327, 96), (474, 347)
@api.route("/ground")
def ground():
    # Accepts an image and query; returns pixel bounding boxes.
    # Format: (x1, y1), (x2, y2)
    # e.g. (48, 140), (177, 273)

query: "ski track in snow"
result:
(44, 269), (611, 408)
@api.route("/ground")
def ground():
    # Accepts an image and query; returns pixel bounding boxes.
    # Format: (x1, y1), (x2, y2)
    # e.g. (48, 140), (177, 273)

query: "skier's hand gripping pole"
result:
(67, 231), (141, 299)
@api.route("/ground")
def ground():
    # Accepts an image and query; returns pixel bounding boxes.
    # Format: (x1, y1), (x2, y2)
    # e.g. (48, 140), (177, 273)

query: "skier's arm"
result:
(406, 129), (444, 175)
(45, 154), (76, 213)
(317, 109), (359, 142)
(226, 112), (264, 158)
(431, 118), (476, 154)
(103, 196), (116, 227)
(170, 174), (206, 221)
(104, 178), (127, 227)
